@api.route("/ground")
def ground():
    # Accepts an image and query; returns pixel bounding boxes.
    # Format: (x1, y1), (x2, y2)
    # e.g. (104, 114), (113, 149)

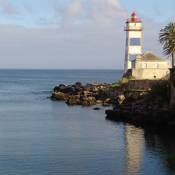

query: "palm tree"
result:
(159, 23), (175, 68)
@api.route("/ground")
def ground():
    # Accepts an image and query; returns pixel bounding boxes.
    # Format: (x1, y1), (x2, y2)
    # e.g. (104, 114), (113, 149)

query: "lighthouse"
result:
(124, 12), (143, 73)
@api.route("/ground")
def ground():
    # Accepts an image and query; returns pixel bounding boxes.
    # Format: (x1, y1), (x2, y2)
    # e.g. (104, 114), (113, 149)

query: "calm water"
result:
(0, 69), (174, 175)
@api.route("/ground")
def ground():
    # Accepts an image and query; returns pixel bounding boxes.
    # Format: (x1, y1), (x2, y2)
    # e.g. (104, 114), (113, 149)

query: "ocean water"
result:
(0, 69), (174, 175)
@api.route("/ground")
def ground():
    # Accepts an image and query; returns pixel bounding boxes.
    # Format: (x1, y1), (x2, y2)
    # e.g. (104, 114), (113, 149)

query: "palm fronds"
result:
(159, 23), (175, 60)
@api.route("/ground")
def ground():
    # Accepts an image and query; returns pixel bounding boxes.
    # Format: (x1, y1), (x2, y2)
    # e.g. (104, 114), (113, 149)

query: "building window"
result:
(143, 63), (147, 68)
(129, 54), (137, 61)
(156, 63), (159, 68)
(130, 38), (141, 46)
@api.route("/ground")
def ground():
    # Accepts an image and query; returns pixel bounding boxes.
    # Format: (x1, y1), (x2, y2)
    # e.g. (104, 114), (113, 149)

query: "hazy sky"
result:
(0, 0), (174, 69)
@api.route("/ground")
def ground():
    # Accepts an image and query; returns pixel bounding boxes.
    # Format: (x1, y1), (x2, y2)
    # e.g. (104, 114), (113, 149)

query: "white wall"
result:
(129, 46), (142, 54)
(140, 61), (170, 69)
(132, 68), (170, 80)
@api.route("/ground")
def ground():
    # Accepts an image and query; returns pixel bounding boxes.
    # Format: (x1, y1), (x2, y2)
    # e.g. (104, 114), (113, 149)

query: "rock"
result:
(93, 107), (101, 110)
(104, 98), (112, 104)
(83, 90), (92, 97)
(75, 82), (82, 88)
(51, 92), (66, 101)
(66, 95), (80, 105)
(61, 86), (76, 94)
(97, 89), (107, 99)
(117, 94), (125, 104)
(96, 100), (103, 104)
(102, 103), (111, 107)
(82, 97), (96, 106)
(51, 82), (114, 106)
(53, 84), (66, 92)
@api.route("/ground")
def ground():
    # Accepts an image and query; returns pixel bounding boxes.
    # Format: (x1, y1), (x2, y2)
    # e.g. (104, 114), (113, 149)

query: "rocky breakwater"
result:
(51, 82), (120, 106)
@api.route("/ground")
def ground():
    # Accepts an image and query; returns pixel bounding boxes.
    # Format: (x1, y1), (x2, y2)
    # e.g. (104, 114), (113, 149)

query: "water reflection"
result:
(124, 124), (144, 175)
(122, 122), (175, 175)
(144, 129), (175, 174)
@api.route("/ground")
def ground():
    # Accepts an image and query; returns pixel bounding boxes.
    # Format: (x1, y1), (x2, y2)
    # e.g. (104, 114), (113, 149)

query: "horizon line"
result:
(0, 68), (124, 71)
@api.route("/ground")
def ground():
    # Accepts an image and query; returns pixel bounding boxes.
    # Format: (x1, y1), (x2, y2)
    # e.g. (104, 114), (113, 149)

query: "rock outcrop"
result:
(51, 82), (120, 106)
(106, 80), (175, 128)
(51, 79), (175, 129)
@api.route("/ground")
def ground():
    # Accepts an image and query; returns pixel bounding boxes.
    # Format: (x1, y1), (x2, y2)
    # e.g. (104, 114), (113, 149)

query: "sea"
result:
(0, 69), (174, 175)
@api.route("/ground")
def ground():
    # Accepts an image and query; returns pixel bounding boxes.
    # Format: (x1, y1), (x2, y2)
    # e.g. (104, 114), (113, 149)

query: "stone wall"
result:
(127, 80), (166, 90)
(170, 68), (175, 107)
(132, 68), (169, 80)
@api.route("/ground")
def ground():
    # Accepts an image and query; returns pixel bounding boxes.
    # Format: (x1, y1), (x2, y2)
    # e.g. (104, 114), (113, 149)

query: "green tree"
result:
(159, 23), (175, 68)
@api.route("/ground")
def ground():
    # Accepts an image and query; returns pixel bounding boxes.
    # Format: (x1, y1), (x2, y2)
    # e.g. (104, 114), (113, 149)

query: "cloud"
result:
(0, 0), (18, 15)
(55, 0), (128, 26)
(0, 0), (170, 69)
(66, 0), (83, 16)
(0, 20), (164, 69)
(88, 0), (127, 23)
(57, 0), (85, 25)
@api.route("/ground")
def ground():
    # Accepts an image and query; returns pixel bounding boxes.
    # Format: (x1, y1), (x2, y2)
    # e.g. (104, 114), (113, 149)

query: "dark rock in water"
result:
(61, 86), (76, 94)
(54, 84), (77, 95)
(93, 107), (101, 110)
(54, 84), (66, 92)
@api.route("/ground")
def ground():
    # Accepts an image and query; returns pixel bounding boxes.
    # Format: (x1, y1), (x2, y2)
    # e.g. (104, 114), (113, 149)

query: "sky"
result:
(0, 0), (174, 69)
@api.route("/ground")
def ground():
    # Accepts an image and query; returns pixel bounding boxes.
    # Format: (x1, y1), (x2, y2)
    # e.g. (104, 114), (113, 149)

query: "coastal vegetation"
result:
(159, 23), (175, 67)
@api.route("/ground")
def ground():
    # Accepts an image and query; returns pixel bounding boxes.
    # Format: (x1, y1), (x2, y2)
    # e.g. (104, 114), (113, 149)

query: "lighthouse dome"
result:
(129, 11), (141, 23)
(131, 12), (137, 17)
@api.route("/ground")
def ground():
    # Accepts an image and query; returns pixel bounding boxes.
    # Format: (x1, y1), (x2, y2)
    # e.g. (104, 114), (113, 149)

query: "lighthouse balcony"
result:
(124, 26), (143, 31)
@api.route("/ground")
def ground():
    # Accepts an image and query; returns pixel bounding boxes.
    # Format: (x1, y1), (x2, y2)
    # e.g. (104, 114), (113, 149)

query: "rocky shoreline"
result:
(106, 108), (175, 128)
(51, 79), (175, 128)
(105, 80), (175, 128)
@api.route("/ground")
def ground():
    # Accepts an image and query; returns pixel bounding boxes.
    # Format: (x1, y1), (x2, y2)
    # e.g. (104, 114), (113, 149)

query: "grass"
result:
(111, 75), (136, 88)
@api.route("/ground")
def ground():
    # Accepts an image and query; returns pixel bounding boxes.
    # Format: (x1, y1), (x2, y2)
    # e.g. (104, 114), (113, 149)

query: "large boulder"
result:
(53, 84), (78, 95)
(51, 92), (67, 101)
(53, 84), (66, 92)
(61, 86), (77, 95)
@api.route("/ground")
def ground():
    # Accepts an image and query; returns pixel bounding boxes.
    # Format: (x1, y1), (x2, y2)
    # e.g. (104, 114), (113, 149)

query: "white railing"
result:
(124, 26), (143, 31)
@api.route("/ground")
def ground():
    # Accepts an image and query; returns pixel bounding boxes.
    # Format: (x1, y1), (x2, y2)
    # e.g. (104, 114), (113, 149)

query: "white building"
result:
(124, 12), (170, 80)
